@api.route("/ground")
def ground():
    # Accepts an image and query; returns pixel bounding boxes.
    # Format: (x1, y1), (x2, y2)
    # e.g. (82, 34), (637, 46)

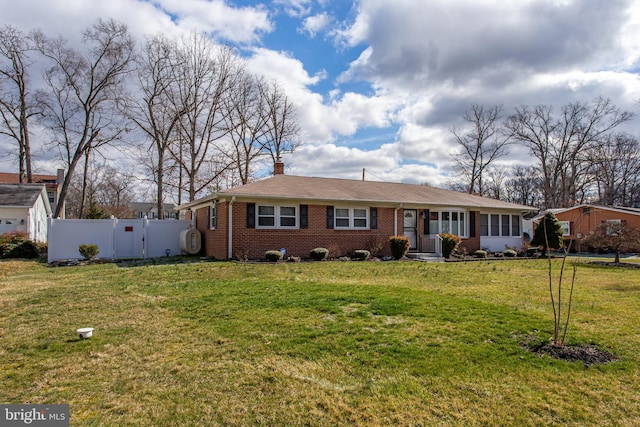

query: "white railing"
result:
(434, 234), (443, 257)
(420, 235), (443, 256)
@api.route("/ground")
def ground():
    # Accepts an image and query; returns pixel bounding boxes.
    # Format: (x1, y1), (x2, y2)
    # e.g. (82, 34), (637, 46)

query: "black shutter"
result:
(423, 209), (429, 235)
(300, 205), (308, 229)
(470, 211), (477, 238)
(247, 203), (255, 228)
(206, 206), (211, 229)
(370, 207), (378, 229)
(326, 206), (334, 229)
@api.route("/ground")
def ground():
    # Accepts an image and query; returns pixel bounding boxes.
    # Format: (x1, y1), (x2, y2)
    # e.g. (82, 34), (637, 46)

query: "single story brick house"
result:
(543, 205), (640, 252)
(177, 163), (535, 260)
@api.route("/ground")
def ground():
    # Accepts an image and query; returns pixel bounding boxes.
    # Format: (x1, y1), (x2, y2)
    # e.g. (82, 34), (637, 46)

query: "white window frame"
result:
(432, 210), (468, 238)
(256, 204), (299, 229)
(334, 207), (369, 230)
(209, 202), (217, 230)
(559, 220), (571, 236)
(482, 213), (522, 237)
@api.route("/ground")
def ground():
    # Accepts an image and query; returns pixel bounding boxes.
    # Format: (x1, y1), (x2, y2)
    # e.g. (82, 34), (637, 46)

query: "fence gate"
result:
(114, 219), (144, 259)
(47, 218), (192, 263)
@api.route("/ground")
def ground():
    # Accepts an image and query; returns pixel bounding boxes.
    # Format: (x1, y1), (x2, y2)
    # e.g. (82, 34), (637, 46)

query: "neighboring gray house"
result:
(0, 184), (52, 242)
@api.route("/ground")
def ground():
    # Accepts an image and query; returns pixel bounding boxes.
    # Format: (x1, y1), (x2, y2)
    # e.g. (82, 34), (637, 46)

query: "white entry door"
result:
(403, 209), (418, 251)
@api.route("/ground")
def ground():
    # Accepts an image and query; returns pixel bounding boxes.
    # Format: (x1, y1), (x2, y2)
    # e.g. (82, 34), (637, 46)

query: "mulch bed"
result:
(522, 341), (617, 367)
(589, 261), (640, 269)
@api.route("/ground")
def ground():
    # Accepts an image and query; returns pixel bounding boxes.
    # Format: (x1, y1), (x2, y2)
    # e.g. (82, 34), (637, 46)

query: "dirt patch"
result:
(522, 341), (617, 367)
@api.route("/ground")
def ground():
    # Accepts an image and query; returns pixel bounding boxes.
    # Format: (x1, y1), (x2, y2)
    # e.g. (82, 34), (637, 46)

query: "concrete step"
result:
(405, 253), (445, 262)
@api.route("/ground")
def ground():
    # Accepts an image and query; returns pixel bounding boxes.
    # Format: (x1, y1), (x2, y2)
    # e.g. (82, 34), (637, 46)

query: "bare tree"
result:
(0, 25), (37, 183)
(259, 79), (300, 167)
(505, 98), (634, 209)
(483, 166), (509, 201)
(128, 34), (184, 219)
(168, 34), (237, 201)
(33, 19), (135, 218)
(66, 159), (134, 218)
(504, 164), (543, 207)
(450, 104), (511, 195)
(588, 133), (640, 207)
(221, 71), (269, 184)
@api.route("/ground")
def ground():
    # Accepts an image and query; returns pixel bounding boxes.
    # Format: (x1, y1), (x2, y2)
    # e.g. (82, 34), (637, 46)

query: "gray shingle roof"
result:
(0, 184), (47, 207)
(180, 175), (535, 211)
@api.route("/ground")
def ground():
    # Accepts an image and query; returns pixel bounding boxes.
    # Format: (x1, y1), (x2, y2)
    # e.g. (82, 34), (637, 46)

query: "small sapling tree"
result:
(539, 214), (576, 346)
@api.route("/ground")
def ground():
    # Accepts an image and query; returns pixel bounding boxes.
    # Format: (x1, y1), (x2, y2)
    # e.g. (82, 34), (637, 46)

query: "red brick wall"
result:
(196, 202), (484, 259)
(554, 207), (640, 252)
(198, 202), (399, 259)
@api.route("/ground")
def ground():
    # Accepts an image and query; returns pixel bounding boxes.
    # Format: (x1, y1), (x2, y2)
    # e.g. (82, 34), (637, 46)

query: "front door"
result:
(403, 209), (418, 251)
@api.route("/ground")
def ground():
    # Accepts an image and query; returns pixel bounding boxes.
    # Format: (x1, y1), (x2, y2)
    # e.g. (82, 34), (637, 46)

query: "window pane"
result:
(280, 217), (296, 227)
(429, 211), (439, 234)
(480, 214), (488, 236)
(354, 208), (367, 218)
(452, 212), (459, 235)
(210, 204), (217, 229)
(460, 212), (465, 236)
(259, 206), (274, 215)
(502, 215), (510, 236)
(441, 212), (450, 234)
(491, 215), (500, 236)
(335, 208), (349, 218)
(511, 215), (520, 236)
(336, 218), (349, 227)
(280, 206), (296, 216)
(258, 217), (275, 226)
(354, 218), (367, 228)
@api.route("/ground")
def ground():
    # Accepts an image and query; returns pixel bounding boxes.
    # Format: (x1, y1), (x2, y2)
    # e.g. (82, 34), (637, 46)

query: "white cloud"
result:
(299, 13), (332, 38)
(273, 0), (312, 18)
(153, 0), (273, 44)
(0, 0), (273, 45)
(246, 48), (400, 144)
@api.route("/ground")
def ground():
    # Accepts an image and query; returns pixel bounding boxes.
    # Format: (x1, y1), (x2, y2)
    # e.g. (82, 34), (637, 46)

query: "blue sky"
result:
(1, 0), (640, 188)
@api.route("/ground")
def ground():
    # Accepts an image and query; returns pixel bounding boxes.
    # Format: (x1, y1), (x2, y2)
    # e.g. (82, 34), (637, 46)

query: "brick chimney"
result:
(274, 160), (285, 175)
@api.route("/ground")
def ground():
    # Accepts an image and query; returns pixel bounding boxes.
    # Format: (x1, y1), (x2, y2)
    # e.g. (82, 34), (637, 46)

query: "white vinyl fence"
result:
(47, 218), (192, 262)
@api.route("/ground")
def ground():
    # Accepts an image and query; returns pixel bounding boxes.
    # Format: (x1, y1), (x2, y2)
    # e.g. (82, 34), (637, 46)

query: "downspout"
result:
(227, 197), (235, 260)
(394, 204), (403, 236)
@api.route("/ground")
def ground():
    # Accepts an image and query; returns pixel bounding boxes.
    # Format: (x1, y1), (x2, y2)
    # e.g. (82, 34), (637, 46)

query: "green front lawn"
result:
(1, 259), (639, 426)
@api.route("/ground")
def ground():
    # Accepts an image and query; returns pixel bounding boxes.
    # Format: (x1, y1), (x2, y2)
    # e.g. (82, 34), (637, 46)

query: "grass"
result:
(1, 258), (639, 426)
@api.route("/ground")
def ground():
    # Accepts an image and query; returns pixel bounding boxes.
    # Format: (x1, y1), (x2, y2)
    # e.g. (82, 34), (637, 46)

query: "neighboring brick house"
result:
(543, 205), (640, 252)
(177, 163), (535, 260)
